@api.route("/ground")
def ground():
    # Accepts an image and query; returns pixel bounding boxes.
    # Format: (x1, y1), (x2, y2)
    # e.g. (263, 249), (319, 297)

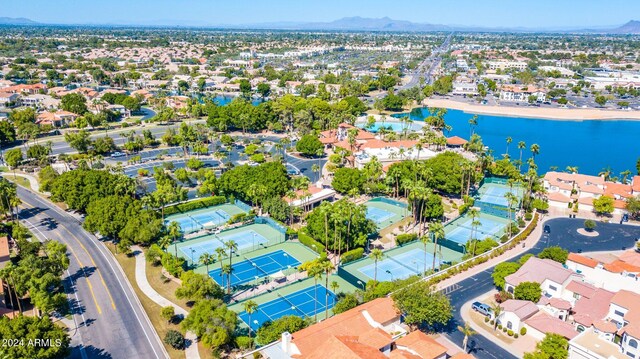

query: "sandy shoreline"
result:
(421, 98), (640, 121)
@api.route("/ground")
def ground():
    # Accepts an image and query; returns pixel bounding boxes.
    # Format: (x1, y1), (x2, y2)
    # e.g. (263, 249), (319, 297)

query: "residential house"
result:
(452, 82), (478, 96)
(263, 297), (451, 359)
(284, 182), (337, 210)
(499, 85), (547, 103)
(497, 299), (539, 333)
(504, 257), (581, 297)
(36, 110), (78, 127)
(0, 92), (20, 107)
(566, 251), (640, 293)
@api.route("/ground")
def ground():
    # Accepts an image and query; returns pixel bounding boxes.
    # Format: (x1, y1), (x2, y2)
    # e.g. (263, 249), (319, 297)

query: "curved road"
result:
(17, 187), (167, 359)
(444, 218), (640, 359)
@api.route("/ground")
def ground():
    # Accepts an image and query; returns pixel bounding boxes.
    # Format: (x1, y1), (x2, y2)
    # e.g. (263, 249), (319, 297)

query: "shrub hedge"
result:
(163, 196), (227, 216)
(298, 228), (325, 254)
(396, 233), (418, 246)
(341, 248), (364, 264)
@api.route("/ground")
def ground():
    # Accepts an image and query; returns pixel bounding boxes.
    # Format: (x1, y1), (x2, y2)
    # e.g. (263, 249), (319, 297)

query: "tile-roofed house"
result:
(0, 237), (9, 270)
(524, 312), (578, 340)
(566, 250), (640, 293)
(36, 110), (78, 127)
(280, 297), (401, 358)
(571, 287), (615, 328)
(504, 257), (579, 297)
(497, 300), (539, 333)
(543, 171), (608, 211)
(446, 136), (468, 147)
(569, 328), (628, 359)
(394, 330), (447, 359)
(305, 336), (388, 359)
(283, 182), (336, 209)
(538, 297), (572, 321)
(632, 176), (640, 195)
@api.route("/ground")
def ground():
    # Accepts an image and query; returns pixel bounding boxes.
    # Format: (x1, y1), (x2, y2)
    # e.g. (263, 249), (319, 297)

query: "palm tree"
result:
(243, 300), (259, 338)
(221, 264), (233, 294)
(621, 170), (632, 184)
(199, 253), (215, 274)
(215, 247), (226, 271)
(225, 240), (238, 270)
(505, 136), (512, 158)
(370, 249), (384, 286)
(517, 141), (526, 170)
(429, 222), (445, 271)
(167, 221), (182, 257)
(312, 163), (320, 181)
(419, 235), (430, 275)
(299, 259), (324, 321)
(158, 235), (171, 251)
(330, 281), (339, 295)
(467, 208), (480, 244)
(458, 321), (477, 353)
(599, 167), (612, 181)
(490, 302), (503, 331)
(504, 192), (518, 238)
(468, 115), (478, 138)
(565, 166), (578, 174)
(471, 219), (482, 256)
(530, 143), (540, 161)
(319, 258), (335, 319)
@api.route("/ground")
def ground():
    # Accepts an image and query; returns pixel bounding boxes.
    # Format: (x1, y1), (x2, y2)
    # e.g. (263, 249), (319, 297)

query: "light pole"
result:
(254, 275), (259, 290)
(356, 280), (365, 291)
(189, 248), (195, 266)
(284, 253), (289, 267)
(252, 232), (256, 252)
(386, 269), (394, 281)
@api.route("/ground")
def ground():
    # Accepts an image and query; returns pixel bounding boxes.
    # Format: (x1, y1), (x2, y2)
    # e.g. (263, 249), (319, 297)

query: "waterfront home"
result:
(543, 172), (631, 214)
(498, 85), (547, 103)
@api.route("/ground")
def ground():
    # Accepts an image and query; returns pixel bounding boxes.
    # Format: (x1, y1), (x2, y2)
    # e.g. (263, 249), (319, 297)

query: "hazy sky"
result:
(4, 0), (638, 28)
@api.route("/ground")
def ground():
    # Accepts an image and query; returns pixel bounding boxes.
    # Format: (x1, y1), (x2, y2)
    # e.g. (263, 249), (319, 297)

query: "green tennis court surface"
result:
(365, 197), (408, 230)
(165, 203), (247, 233)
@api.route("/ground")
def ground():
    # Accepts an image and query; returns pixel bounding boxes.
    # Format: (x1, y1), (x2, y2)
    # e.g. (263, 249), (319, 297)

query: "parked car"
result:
(471, 301), (492, 316)
(110, 151), (125, 158)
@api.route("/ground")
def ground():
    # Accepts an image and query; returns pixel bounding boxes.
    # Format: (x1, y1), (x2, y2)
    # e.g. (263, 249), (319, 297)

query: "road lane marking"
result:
(19, 212), (90, 359)
(19, 201), (103, 315)
(19, 191), (165, 358)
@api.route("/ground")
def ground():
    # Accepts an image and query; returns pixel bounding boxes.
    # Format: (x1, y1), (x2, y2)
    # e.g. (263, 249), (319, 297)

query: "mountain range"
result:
(1, 16), (640, 34)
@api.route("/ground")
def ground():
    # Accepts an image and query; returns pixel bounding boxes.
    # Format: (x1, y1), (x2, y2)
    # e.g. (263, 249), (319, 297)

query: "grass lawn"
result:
(106, 243), (187, 359)
(3, 174), (32, 190)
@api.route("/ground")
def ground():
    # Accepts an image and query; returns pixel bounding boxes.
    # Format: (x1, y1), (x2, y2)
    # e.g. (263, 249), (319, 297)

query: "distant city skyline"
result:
(3, 0), (639, 29)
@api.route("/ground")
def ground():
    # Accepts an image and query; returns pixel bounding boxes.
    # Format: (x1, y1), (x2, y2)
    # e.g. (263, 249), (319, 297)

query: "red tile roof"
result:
(524, 312), (578, 340)
(572, 288), (615, 327)
(446, 136), (468, 146)
(567, 253), (599, 268)
(305, 335), (387, 359)
(395, 331), (447, 359)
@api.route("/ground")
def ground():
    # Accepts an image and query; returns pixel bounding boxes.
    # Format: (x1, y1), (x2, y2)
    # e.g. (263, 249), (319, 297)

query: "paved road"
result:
(16, 187), (167, 359)
(443, 218), (640, 359)
(398, 32), (453, 91)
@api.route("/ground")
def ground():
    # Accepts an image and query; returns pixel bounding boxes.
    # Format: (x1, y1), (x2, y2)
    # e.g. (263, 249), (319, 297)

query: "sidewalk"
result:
(1, 172), (43, 193)
(435, 213), (549, 291)
(132, 246), (200, 359)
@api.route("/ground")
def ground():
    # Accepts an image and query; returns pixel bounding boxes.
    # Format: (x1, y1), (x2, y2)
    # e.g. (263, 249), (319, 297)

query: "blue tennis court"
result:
(190, 210), (230, 227)
(179, 239), (225, 262)
(218, 230), (268, 251)
(238, 285), (337, 331)
(359, 248), (438, 281)
(479, 185), (521, 207)
(366, 207), (395, 226)
(447, 217), (505, 244)
(171, 216), (202, 233)
(209, 250), (301, 287)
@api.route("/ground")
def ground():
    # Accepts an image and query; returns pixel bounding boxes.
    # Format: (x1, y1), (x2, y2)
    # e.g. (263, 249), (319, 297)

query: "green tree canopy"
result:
(332, 167), (364, 194)
(175, 271), (223, 301)
(181, 299), (237, 350)
(593, 196), (614, 215)
(256, 315), (308, 345)
(492, 262), (521, 290)
(524, 333), (568, 359)
(514, 281), (542, 302)
(0, 316), (70, 359)
(537, 246), (569, 264)
(60, 93), (88, 115)
(295, 134), (324, 157)
(392, 281), (453, 329)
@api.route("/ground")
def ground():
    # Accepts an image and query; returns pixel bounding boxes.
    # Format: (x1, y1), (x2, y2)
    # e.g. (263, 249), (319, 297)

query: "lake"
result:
(395, 107), (640, 176)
